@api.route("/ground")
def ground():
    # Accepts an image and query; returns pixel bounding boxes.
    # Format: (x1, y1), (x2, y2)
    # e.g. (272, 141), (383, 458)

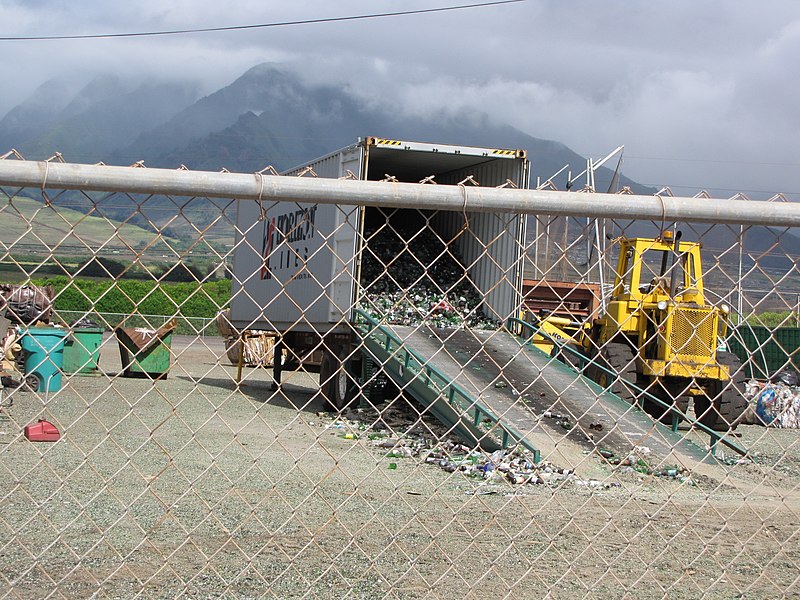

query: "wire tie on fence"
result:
(258, 165), (279, 176)
(536, 180), (558, 191)
(40, 160), (52, 207)
(459, 182), (470, 232)
(255, 166), (279, 221)
(256, 172), (266, 220)
(656, 193), (667, 233)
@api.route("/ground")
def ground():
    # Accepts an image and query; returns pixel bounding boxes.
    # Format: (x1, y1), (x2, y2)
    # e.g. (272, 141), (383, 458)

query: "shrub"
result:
(747, 310), (798, 329)
(32, 276), (231, 319)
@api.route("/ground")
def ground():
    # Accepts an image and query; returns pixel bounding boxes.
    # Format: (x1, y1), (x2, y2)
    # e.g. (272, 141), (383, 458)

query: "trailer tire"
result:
(320, 348), (358, 412)
(695, 352), (748, 431)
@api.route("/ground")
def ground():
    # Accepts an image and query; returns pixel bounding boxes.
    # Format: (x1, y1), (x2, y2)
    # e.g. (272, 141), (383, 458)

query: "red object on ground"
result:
(24, 419), (60, 442)
(430, 300), (454, 313)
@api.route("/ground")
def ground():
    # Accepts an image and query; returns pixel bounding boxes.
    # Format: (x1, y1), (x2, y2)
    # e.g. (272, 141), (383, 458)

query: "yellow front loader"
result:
(528, 231), (748, 431)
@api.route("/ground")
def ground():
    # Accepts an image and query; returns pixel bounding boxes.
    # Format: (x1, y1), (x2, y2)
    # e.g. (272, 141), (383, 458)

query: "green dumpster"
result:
(115, 319), (176, 379)
(730, 325), (800, 379)
(63, 327), (104, 374)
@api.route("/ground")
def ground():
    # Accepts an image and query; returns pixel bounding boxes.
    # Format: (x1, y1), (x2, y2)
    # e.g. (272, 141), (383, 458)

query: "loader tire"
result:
(695, 351), (749, 431)
(590, 343), (641, 406)
(643, 380), (690, 425)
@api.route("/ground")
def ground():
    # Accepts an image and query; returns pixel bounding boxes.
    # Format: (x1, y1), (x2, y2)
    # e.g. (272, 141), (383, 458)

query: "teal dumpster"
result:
(20, 327), (68, 392)
(115, 320), (176, 379)
(63, 327), (104, 374)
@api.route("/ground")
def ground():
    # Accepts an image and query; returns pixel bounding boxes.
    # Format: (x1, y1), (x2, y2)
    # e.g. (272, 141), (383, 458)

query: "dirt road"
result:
(0, 336), (797, 598)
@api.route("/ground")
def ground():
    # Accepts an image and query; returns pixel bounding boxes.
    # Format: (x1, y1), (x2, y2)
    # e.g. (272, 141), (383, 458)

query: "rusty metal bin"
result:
(115, 320), (176, 379)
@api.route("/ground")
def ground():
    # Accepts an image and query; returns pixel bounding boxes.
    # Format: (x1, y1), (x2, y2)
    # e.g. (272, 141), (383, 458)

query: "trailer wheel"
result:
(22, 373), (40, 393)
(695, 351), (748, 431)
(320, 348), (358, 412)
(589, 342), (641, 405)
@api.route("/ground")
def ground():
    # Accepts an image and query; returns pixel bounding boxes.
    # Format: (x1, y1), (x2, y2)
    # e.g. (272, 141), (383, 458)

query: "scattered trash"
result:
(71, 316), (101, 329)
(574, 479), (621, 490)
(747, 380), (800, 428)
(721, 456), (753, 466)
(467, 487), (499, 496)
(0, 284), (54, 325)
(0, 315), (23, 395)
(756, 388), (778, 425)
(317, 401), (691, 492)
(771, 368), (799, 387)
(541, 410), (573, 431)
(542, 410), (564, 419)
(605, 447), (694, 484)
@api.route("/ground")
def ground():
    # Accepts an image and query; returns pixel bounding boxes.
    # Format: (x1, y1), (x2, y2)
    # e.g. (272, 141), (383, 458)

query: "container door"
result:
(433, 157), (529, 324)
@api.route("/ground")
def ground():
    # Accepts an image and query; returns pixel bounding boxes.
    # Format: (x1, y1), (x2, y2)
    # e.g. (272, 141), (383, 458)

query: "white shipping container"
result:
(230, 136), (529, 333)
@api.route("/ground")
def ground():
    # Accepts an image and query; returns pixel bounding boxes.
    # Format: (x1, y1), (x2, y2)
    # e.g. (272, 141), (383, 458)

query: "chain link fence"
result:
(0, 146), (799, 598)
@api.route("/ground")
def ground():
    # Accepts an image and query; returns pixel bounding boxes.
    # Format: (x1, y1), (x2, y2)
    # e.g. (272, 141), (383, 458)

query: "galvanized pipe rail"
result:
(1, 160), (799, 225)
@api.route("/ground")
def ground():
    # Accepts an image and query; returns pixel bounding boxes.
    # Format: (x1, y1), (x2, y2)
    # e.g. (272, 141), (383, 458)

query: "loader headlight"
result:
(720, 303), (730, 315)
(657, 300), (668, 311)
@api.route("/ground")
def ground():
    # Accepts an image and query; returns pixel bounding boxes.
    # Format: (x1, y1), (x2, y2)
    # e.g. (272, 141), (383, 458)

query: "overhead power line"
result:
(0, 0), (526, 42)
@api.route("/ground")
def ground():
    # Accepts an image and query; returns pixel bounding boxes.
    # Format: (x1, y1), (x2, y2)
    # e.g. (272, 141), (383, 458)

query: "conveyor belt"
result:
(354, 309), (721, 468)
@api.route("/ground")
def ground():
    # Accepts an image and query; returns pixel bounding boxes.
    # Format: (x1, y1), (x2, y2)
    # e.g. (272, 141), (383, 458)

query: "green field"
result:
(0, 193), (181, 249)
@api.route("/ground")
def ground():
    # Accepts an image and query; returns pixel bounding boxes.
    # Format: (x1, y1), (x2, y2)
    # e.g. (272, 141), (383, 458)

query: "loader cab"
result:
(588, 230), (747, 430)
(604, 233), (706, 337)
(613, 234), (705, 304)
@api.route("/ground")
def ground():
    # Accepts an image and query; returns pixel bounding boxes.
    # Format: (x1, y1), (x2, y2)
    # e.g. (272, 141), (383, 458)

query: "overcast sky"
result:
(0, 0), (798, 199)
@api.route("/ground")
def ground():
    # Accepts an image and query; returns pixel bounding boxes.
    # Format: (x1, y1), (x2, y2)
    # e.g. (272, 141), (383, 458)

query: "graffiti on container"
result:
(260, 206), (318, 280)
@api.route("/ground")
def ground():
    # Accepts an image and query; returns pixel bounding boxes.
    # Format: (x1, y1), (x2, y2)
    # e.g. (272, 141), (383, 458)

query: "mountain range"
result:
(0, 63), (641, 190)
(0, 63), (794, 271)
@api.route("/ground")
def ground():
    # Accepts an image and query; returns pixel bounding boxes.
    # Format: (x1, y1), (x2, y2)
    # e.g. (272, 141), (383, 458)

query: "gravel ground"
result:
(0, 335), (799, 599)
